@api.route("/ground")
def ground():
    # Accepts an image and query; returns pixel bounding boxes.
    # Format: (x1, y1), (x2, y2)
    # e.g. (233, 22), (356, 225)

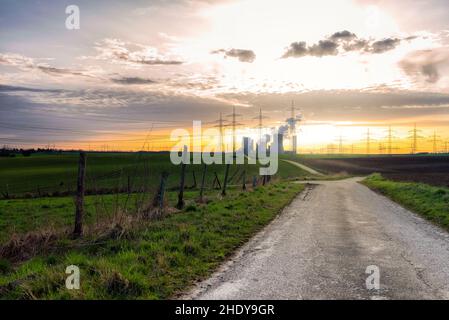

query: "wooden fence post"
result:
(2, 184), (10, 199)
(221, 164), (230, 196)
(176, 163), (187, 209)
(262, 175), (267, 186)
(153, 172), (169, 210)
(192, 170), (197, 188)
(199, 164), (207, 202)
(73, 152), (87, 238)
(252, 175), (257, 188)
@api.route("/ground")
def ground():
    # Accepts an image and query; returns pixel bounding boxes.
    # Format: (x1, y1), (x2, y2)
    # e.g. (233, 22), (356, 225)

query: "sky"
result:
(1, 0), (449, 153)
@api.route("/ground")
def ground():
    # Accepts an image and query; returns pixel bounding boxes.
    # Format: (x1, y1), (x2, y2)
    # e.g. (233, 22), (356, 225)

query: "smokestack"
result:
(278, 125), (289, 135)
(273, 133), (285, 154)
(275, 125), (288, 154)
(243, 137), (252, 156)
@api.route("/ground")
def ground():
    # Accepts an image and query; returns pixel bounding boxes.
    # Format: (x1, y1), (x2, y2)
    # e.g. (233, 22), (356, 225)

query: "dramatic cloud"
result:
(0, 53), (95, 78)
(218, 89), (449, 121)
(329, 30), (357, 41)
(211, 48), (256, 62)
(0, 53), (34, 67)
(342, 39), (370, 52)
(282, 31), (409, 58)
(282, 39), (339, 58)
(0, 84), (61, 93)
(36, 66), (95, 78)
(111, 77), (157, 85)
(0, 84), (234, 145)
(399, 48), (449, 83)
(308, 40), (339, 57)
(134, 59), (183, 66)
(168, 76), (220, 91)
(281, 42), (308, 58)
(85, 38), (184, 66)
(368, 38), (401, 54)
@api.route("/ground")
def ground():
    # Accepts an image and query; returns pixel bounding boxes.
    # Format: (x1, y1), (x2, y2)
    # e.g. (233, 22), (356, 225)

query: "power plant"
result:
(276, 101), (302, 155)
(209, 108), (444, 156)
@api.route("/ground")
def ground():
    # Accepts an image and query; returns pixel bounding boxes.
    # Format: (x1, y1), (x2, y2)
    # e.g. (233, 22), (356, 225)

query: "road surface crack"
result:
(301, 183), (317, 201)
(400, 252), (432, 289)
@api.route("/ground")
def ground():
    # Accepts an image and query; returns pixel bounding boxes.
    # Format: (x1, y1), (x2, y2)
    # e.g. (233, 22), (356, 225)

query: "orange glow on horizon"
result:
(17, 121), (449, 155)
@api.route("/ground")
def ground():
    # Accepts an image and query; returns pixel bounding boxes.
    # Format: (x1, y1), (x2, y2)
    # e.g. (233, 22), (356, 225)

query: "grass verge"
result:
(362, 173), (449, 229)
(0, 181), (304, 299)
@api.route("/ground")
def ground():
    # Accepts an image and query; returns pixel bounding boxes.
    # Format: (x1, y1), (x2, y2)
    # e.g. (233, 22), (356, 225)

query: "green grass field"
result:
(0, 152), (312, 242)
(0, 192), (148, 242)
(0, 152), (215, 197)
(0, 181), (304, 299)
(1, 152), (310, 198)
(363, 174), (449, 230)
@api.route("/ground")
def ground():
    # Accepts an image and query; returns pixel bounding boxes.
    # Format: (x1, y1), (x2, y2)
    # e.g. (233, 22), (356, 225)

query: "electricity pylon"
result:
(364, 128), (371, 155)
(335, 134), (345, 154)
(286, 100), (302, 154)
(226, 106), (243, 154)
(211, 112), (230, 152)
(252, 107), (269, 144)
(384, 125), (398, 155)
(408, 123), (423, 154)
(428, 131), (441, 153)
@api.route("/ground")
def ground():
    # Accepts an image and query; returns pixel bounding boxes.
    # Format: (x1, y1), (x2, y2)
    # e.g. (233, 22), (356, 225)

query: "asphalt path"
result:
(186, 178), (449, 300)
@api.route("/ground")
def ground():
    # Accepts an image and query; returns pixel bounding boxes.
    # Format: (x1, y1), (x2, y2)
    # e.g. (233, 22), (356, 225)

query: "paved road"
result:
(282, 159), (324, 176)
(187, 178), (449, 300)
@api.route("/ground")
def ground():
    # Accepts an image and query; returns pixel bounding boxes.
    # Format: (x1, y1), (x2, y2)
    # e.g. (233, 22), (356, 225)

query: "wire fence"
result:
(0, 151), (276, 245)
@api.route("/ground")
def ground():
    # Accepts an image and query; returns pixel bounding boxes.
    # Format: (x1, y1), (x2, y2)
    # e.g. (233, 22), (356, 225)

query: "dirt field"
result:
(300, 155), (449, 187)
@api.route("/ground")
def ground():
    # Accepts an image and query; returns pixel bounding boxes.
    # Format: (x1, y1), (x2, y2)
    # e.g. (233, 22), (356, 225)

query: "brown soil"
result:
(301, 156), (449, 187)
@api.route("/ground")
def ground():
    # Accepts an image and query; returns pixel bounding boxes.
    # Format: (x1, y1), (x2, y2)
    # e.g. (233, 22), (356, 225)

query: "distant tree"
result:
(21, 149), (33, 157)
